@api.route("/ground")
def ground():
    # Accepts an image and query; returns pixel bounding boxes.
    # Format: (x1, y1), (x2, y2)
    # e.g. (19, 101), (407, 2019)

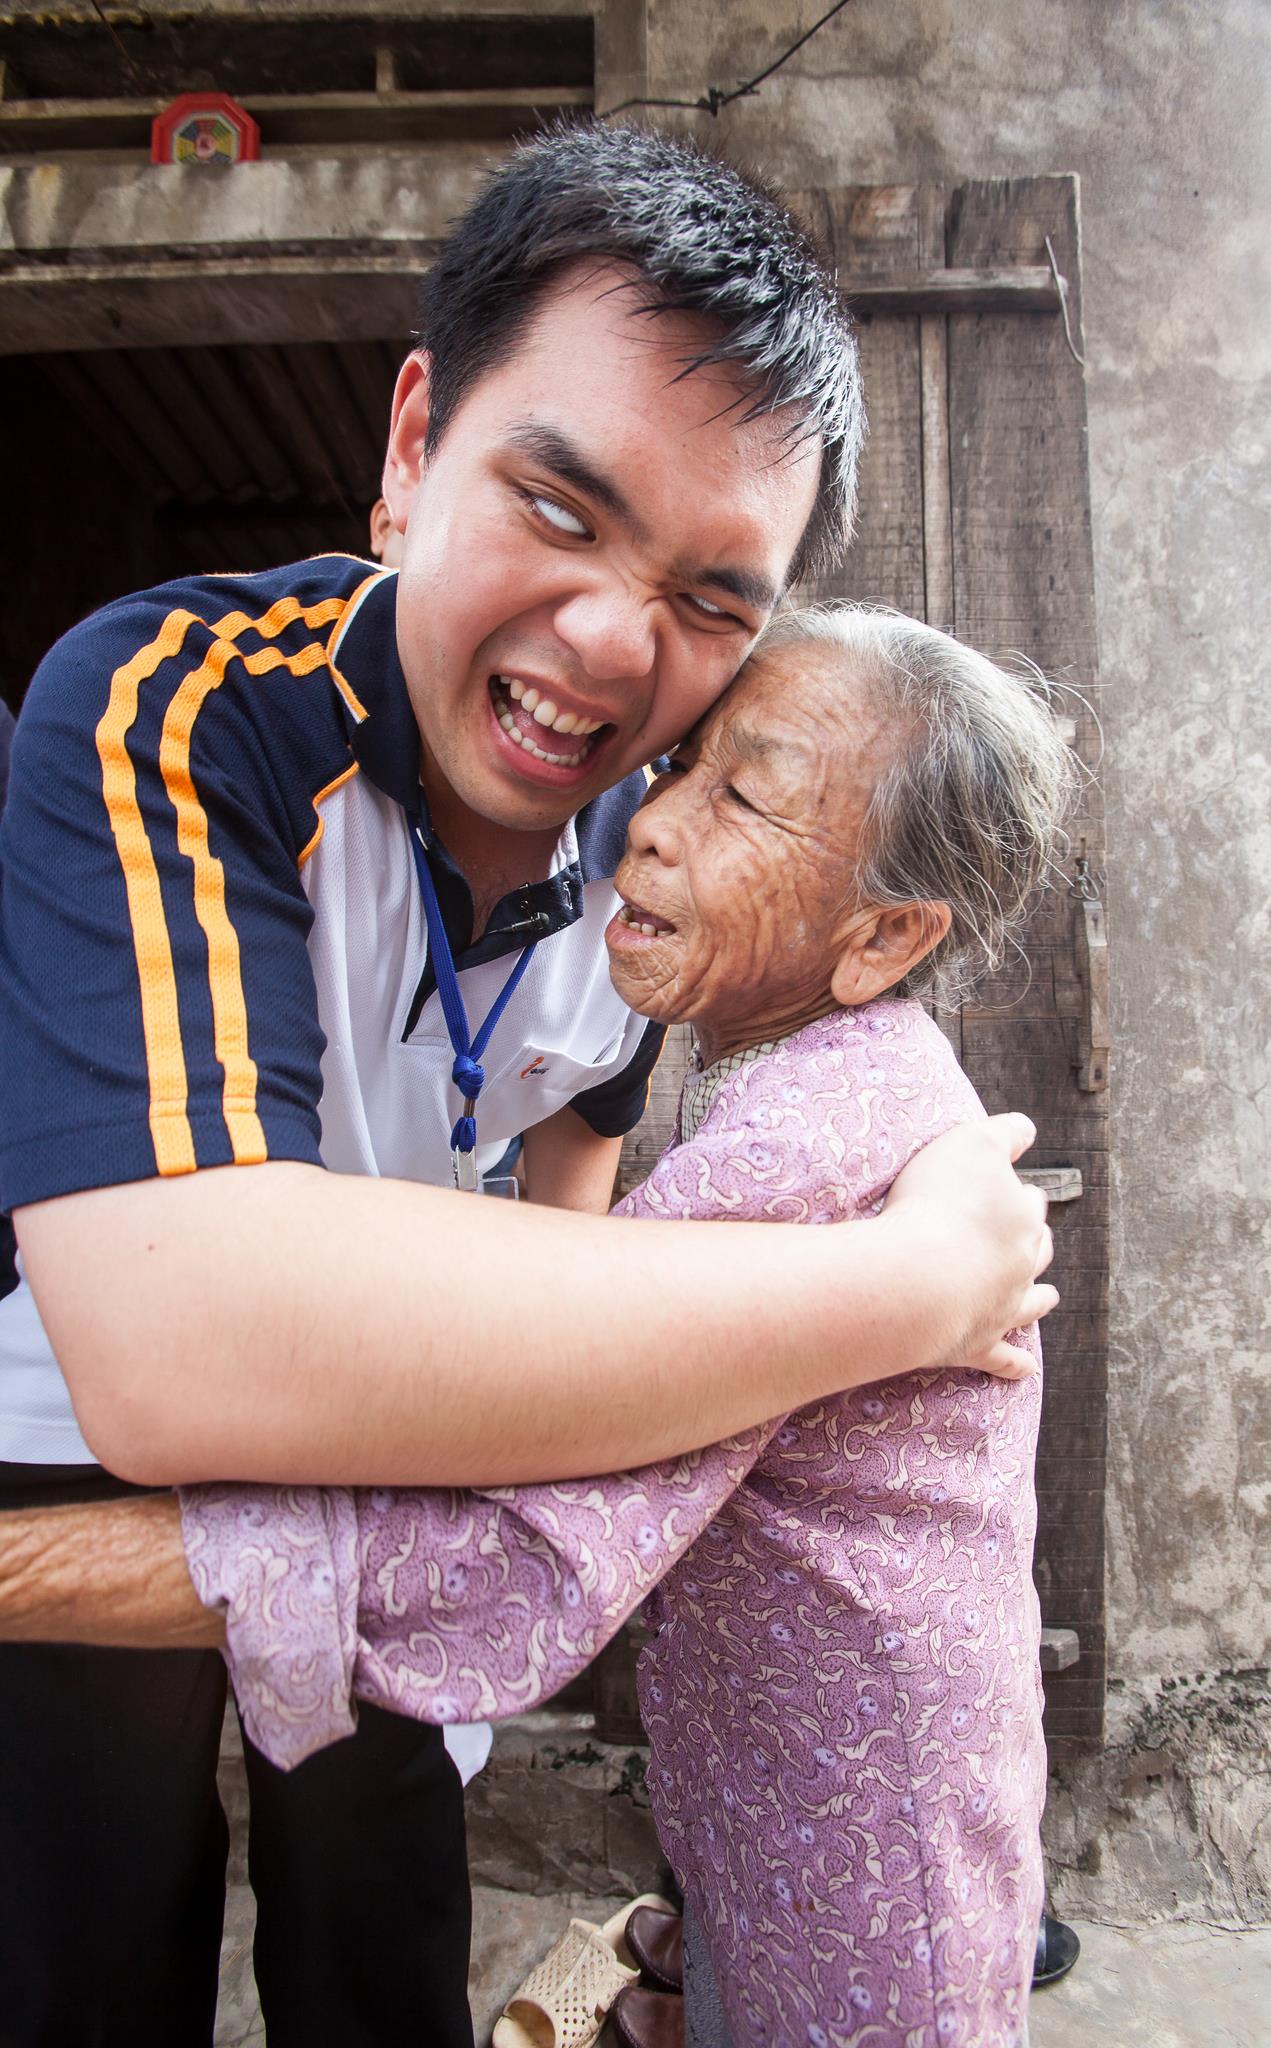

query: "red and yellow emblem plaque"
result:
(151, 93), (260, 166)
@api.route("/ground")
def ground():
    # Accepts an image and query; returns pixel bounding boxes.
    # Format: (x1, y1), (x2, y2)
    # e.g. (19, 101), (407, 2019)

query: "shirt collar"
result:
(680, 1036), (793, 1143)
(328, 567), (424, 814)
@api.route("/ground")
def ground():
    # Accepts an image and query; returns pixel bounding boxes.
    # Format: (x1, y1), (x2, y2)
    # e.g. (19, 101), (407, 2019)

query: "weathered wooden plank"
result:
(616, 1023), (694, 1199)
(789, 186), (927, 617)
(918, 186), (955, 635)
(947, 174), (1107, 1752)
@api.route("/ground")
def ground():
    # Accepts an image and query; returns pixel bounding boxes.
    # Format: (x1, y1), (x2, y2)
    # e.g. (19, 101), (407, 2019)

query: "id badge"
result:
(452, 1146), (480, 1193)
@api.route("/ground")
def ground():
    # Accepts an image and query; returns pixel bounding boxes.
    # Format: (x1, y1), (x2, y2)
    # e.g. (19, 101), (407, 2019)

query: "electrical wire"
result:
(600, 0), (856, 120)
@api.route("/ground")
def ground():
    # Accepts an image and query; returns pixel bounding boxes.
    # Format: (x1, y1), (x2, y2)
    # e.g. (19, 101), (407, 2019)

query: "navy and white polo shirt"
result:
(0, 556), (662, 1463)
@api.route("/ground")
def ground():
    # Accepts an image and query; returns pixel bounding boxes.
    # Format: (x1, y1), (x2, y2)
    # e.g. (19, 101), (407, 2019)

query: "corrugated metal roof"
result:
(32, 335), (404, 568)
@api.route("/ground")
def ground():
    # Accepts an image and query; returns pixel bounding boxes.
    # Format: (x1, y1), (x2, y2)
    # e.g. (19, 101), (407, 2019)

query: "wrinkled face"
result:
(381, 265), (820, 834)
(605, 645), (902, 1049)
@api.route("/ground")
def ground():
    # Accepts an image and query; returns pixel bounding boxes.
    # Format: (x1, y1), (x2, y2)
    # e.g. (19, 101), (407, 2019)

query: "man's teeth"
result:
(500, 676), (604, 737)
(496, 710), (589, 767)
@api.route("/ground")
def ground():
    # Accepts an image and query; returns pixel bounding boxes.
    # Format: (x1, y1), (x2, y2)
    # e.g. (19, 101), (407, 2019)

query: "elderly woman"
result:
(3, 607), (1071, 2047)
(172, 605), (1070, 2048)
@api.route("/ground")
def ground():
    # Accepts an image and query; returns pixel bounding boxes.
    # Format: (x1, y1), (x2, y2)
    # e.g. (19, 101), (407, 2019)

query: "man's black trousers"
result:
(0, 1463), (475, 2048)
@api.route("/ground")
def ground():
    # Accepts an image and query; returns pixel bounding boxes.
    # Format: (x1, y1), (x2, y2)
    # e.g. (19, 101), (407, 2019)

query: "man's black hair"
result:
(415, 123), (863, 583)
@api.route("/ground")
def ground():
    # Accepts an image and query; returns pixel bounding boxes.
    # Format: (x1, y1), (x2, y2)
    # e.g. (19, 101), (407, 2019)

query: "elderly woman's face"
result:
(606, 644), (901, 1052)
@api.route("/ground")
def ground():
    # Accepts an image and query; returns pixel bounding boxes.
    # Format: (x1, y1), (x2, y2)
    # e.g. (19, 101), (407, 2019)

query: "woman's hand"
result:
(880, 1113), (1056, 1379)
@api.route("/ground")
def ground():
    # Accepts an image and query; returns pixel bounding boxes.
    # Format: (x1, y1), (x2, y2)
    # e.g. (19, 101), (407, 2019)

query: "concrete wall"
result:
(638, 0), (1270, 1923)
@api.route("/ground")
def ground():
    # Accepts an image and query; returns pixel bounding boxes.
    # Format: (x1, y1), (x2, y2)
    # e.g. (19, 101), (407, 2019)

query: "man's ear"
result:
(381, 351), (432, 530)
(367, 497), (396, 563)
(830, 901), (953, 1006)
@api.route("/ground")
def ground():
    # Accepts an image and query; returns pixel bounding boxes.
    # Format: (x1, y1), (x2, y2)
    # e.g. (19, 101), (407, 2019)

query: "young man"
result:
(0, 128), (1054, 2047)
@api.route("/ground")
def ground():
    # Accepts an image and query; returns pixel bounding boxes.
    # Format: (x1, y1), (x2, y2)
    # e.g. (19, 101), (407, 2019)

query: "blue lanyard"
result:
(409, 822), (538, 1178)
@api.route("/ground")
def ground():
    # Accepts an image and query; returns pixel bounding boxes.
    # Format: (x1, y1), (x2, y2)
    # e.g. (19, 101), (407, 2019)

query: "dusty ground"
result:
(215, 1888), (1271, 2046)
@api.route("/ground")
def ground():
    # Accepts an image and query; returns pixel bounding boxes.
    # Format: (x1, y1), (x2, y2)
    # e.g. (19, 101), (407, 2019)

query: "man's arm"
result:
(521, 1103), (622, 1211)
(18, 1115), (1052, 1490)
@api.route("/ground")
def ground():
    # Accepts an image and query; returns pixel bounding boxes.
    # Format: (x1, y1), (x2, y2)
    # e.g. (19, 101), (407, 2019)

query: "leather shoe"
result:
(625, 1905), (684, 1993)
(609, 1983), (684, 2048)
(1033, 1912), (1081, 1987)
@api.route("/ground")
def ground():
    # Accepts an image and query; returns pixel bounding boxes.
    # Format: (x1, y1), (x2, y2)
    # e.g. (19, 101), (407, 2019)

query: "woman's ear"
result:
(381, 351), (433, 531)
(830, 901), (953, 1006)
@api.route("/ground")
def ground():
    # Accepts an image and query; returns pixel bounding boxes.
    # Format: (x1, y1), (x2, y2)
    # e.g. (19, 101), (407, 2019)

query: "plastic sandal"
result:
(493, 1894), (676, 2048)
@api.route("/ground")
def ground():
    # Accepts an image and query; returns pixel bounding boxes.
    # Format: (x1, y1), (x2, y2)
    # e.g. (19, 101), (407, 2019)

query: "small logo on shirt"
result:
(520, 1054), (549, 1080)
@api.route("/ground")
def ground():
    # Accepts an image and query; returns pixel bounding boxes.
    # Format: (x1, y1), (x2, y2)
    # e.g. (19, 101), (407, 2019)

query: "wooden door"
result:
(618, 175), (1108, 1758)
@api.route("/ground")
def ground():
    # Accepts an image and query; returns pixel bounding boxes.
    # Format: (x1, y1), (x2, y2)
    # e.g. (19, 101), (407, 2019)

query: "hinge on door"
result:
(1040, 1627), (1081, 1671)
(1018, 1165), (1083, 1202)
(1072, 856), (1109, 1092)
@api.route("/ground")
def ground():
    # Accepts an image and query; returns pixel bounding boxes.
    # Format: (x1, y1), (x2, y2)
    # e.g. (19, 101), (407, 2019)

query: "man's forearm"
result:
(18, 1119), (1049, 1489)
(521, 1105), (622, 1212)
(0, 1494), (221, 1648)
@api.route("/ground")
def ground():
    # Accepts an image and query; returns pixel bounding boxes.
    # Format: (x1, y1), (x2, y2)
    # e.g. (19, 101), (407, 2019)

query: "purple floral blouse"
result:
(183, 1000), (1044, 2048)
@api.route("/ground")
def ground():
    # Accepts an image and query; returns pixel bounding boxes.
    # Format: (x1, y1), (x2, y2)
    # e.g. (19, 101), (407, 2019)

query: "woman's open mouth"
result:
(615, 899), (677, 937)
(489, 674), (613, 771)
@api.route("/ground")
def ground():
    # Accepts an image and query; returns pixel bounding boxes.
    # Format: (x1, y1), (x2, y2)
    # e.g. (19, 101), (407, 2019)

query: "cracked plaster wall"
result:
(638, 0), (1270, 1918)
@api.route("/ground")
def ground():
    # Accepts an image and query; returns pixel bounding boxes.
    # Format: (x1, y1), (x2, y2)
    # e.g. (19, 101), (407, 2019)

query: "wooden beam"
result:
(0, 257), (430, 357)
(947, 173), (1107, 1755)
(0, 85), (591, 153)
(846, 268), (1061, 314)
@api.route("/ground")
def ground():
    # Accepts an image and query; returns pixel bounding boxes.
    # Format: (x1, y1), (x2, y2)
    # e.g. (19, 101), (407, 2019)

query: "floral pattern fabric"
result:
(182, 1000), (1044, 2048)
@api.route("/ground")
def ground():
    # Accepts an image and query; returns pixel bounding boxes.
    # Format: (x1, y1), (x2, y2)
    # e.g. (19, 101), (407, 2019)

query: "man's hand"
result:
(880, 1113), (1056, 1380)
(0, 1494), (222, 1649)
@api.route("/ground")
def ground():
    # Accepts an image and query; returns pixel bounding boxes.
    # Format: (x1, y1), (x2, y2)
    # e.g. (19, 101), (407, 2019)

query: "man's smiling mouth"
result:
(489, 674), (612, 769)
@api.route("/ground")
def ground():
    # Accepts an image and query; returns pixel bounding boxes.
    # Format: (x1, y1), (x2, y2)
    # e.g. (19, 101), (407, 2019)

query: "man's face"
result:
(381, 266), (821, 834)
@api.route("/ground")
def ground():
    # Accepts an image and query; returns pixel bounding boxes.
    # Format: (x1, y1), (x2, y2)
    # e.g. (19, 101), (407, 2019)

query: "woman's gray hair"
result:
(752, 604), (1081, 1002)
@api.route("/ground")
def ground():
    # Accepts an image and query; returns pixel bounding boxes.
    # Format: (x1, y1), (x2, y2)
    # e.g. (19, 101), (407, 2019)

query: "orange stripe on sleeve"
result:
(95, 610), (203, 1176)
(158, 609), (351, 1168)
(97, 592), (351, 1176)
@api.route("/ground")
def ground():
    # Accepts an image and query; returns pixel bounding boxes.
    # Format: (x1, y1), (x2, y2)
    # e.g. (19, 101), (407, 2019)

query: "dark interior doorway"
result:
(0, 337), (404, 710)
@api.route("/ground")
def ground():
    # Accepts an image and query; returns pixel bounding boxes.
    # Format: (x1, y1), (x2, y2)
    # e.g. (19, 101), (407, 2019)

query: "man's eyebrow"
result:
(503, 421), (646, 539)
